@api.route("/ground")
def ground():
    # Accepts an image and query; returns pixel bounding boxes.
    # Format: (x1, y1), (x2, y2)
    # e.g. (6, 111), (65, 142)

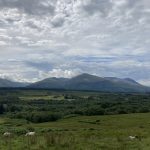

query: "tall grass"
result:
(1, 113), (150, 149)
(0, 131), (144, 150)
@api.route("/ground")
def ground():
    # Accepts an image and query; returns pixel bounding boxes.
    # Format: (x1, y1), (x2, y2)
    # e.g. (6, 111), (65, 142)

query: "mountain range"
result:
(0, 78), (28, 88)
(0, 73), (149, 93)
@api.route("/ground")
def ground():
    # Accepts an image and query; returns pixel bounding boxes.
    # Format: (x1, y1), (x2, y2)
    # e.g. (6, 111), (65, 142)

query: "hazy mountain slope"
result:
(28, 73), (150, 92)
(0, 78), (28, 87)
(66, 74), (147, 92)
(28, 77), (68, 89)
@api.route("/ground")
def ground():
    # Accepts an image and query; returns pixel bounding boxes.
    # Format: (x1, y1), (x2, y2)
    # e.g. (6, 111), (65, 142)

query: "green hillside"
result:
(1, 113), (150, 149)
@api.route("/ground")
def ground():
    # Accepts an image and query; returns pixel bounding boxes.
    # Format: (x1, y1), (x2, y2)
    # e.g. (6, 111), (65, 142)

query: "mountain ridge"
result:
(0, 78), (28, 88)
(27, 73), (150, 93)
(0, 74), (149, 93)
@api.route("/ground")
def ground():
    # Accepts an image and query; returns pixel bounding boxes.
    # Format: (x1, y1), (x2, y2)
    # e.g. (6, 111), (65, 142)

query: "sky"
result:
(0, 0), (150, 85)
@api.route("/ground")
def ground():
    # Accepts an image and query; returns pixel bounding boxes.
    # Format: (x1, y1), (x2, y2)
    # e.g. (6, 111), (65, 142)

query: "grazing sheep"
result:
(25, 132), (35, 136)
(3, 132), (11, 137)
(25, 132), (36, 145)
(129, 136), (136, 140)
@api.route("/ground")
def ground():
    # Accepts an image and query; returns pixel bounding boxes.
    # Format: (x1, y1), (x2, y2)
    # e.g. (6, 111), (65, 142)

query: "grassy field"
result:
(1, 113), (150, 150)
(17, 90), (64, 101)
(1, 90), (150, 149)
(19, 95), (65, 101)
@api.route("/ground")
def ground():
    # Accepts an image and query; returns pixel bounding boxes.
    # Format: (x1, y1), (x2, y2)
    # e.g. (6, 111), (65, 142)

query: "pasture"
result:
(0, 113), (150, 149)
(0, 89), (150, 149)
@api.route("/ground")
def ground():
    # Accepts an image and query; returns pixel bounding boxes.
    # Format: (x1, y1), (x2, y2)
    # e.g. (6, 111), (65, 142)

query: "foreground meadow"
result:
(1, 113), (150, 150)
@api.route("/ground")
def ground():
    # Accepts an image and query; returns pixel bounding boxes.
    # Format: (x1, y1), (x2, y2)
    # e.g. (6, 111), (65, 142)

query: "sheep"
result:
(3, 132), (12, 148)
(3, 132), (11, 137)
(25, 132), (36, 136)
(129, 135), (142, 141)
(25, 132), (36, 145)
(129, 136), (136, 140)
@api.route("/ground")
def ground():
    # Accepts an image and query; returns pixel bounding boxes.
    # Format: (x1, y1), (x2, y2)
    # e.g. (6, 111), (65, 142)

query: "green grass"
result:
(19, 95), (65, 101)
(0, 117), (5, 124)
(1, 113), (150, 149)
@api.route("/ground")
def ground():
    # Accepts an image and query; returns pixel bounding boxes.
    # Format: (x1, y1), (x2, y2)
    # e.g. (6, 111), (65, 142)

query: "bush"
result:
(84, 107), (105, 116)
(0, 104), (4, 114)
(27, 112), (62, 123)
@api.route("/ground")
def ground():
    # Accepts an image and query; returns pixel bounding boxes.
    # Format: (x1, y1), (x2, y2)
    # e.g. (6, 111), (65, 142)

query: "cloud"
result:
(0, 0), (56, 16)
(24, 21), (41, 31)
(39, 69), (79, 79)
(76, 0), (113, 17)
(0, 0), (150, 85)
(139, 79), (150, 87)
(0, 41), (7, 46)
(51, 14), (66, 27)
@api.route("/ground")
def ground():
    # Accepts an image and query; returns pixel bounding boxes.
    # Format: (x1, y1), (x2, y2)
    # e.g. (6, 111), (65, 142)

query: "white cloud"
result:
(139, 79), (150, 87)
(51, 14), (66, 27)
(0, 0), (150, 86)
(39, 69), (79, 79)
(0, 41), (7, 46)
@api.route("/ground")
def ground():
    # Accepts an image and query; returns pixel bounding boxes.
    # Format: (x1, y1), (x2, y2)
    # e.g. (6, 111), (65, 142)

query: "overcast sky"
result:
(0, 0), (150, 85)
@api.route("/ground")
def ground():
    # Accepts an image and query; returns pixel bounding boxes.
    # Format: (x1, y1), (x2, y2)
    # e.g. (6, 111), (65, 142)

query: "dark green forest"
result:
(0, 90), (150, 123)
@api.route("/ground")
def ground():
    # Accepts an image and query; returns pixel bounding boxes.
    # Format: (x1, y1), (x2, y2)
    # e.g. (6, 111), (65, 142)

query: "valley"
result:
(0, 89), (150, 149)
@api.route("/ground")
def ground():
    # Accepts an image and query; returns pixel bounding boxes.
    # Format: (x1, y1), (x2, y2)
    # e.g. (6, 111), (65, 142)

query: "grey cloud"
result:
(78, 0), (113, 17)
(24, 21), (41, 31)
(0, 20), (7, 27)
(0, 0), (56, 16)
(51, 14), (66, 27)
(0, 0), (150, 85)
(25, 61), (53, 71)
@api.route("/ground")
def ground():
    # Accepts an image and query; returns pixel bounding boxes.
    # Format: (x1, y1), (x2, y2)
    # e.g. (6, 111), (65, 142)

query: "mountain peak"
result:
(124, 78), (139, 84)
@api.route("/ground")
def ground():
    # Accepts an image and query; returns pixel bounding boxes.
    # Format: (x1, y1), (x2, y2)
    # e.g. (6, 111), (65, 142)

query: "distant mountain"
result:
(124, 78), (139, 84)
(28, 77), (68, 89)
(28, 73), (150, 93)
(0, 78), (28, 88)
(1, 74), (149, 92)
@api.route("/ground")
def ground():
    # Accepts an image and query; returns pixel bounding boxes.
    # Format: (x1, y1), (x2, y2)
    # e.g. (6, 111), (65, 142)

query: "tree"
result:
(0, 104), (4, 114)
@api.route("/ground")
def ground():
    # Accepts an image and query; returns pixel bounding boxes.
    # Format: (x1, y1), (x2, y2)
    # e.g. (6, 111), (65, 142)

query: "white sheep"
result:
(25, 132), (36, 136)
(3, 132), (11, 137)
(129, 136), (136, 140)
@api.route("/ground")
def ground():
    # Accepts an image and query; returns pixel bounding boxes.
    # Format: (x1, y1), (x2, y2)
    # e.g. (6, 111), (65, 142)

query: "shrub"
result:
(27, 112), (62, 123)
